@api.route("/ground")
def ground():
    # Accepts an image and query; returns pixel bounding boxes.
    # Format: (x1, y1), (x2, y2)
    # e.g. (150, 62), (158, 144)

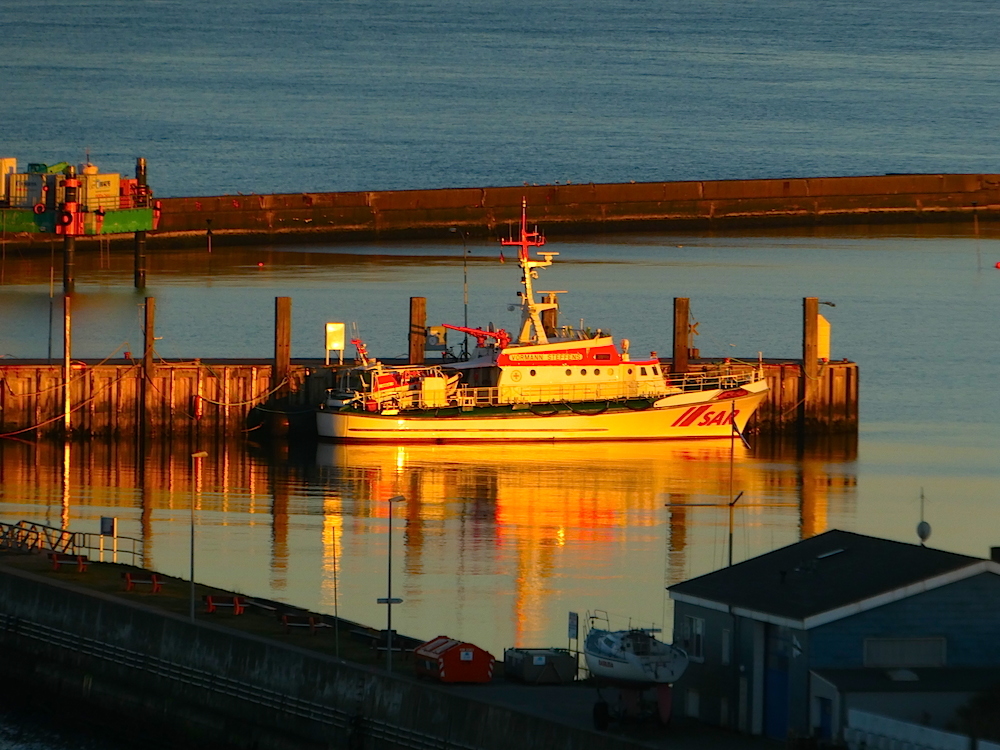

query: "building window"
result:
(684, 615), (705, 661)
(863, 637), (946, 667)
(722, 628), (732, 666)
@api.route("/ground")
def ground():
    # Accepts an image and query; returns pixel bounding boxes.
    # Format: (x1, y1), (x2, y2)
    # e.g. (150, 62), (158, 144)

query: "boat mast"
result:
(502, 199), (558, 344)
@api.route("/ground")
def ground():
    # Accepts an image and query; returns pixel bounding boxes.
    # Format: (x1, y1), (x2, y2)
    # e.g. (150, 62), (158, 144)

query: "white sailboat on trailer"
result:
(583, 610), (689, 729)
(316, 200), (769, 443)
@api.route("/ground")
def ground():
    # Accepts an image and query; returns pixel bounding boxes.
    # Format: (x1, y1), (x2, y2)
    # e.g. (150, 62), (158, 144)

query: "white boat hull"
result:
(317, 381), (767, 442)
(584, 628), (689, 686)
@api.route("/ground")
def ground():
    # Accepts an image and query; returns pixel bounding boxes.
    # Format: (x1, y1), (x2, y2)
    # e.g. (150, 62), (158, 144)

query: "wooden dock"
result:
(0, 357), (857, 440)
(0, 296), (857, 440)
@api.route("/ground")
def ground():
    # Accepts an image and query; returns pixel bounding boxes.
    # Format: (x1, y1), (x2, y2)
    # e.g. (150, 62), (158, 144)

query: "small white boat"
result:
(316, 200), (769, 443)
(584, 613), (689, 687)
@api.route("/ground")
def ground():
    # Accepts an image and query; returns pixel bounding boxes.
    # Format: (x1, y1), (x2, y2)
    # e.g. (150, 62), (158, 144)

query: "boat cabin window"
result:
(595, 353), (611, 361)
(339, 371), (368, 392)
(652, 366), (660, 375)
(602, 637), (615, 649)
(466, 367), (500, 388)
(594, 368), (601, 375)
(627, 368), (633, 375)
(529, 369), (537, 377)
(640, 367), (647, 376)
(580, 369), (587, 375)
(565, 369), (572, 376)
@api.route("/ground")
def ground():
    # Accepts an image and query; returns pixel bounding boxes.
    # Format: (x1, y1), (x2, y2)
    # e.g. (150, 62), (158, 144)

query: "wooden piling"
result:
(62, 295), (71, 434)
(802, 297), (820, 431)
(273, 297), (291, 397)
(140, 297), (157, 440)
(409, 297), (426, 364)
(62, 236), (75, 293)
(672, 297), (690, 374)
(134, 231), (147, 288)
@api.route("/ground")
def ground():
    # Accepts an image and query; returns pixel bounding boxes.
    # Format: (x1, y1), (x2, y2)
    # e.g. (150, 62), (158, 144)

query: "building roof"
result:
(668, 530), (998, 630)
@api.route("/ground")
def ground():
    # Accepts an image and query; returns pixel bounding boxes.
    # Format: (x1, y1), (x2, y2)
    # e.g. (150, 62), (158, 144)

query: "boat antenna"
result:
(917, 488), (931, 546)
(501, 198), (554, 345)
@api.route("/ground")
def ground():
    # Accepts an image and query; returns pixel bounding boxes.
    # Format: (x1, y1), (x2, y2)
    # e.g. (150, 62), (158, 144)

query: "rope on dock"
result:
(0, 361), (142, 438)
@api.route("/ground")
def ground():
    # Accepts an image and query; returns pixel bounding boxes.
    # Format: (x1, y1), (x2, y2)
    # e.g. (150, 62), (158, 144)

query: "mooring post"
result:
(134, 231), (147, 288)
(62, 235), (75, 293)
(273, 297), (291, 397)
(62, 294), (72, 434)
(133, 158), (149, 288)
(409, 297), (426, 365)
(802, 297), (819, 430)
(61, 165), (78, 293)
(139, 297), (156, 439)
(672, 297), (690, 373)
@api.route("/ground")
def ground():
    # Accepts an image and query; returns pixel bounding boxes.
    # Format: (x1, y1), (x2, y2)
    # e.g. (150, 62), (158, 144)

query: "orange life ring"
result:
(33, 203), (45, 215)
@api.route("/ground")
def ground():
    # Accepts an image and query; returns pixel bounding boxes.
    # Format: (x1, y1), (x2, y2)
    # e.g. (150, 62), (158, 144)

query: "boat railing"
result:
(362, 364), (763, 410)
(447, 381), (665, 408)
(550, 326), (612, 342)
(664, 365), (762, 391)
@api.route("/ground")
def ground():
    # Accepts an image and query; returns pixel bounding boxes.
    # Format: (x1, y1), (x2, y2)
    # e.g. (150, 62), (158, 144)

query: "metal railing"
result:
(0, 520), (75, 554)
(664, 366), (763, 391)
(74, 532), (144, 566)
(0, 520), (143, 566)
(364, 365), (764, 411)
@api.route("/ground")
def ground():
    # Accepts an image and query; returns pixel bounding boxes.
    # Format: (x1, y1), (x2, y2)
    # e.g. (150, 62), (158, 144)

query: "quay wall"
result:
(3, 173), (998, 250)
(0, 562), (638, 750)
(0, 358), (857, 439)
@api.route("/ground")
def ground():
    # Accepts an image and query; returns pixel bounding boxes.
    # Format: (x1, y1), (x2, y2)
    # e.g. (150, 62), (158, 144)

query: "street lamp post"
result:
(378, 495), (406, 672)
(449, 227), (469, 359)
(190, 451), (208, 621)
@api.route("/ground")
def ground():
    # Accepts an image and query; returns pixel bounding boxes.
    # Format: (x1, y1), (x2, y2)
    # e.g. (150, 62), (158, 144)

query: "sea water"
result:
(3, 1), (1000, 746)
(4, 0), (1000, 197)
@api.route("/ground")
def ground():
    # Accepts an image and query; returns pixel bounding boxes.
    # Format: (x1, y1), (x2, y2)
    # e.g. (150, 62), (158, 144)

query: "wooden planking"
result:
(0, 359), (857, 438)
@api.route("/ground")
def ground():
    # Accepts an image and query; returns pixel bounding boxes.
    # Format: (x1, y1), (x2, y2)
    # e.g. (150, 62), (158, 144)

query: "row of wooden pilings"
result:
(0, 294), (855, 440)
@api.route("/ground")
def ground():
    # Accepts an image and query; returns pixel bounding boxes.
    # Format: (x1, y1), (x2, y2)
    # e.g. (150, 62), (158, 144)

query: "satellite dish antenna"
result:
(916, 488), (931, 546)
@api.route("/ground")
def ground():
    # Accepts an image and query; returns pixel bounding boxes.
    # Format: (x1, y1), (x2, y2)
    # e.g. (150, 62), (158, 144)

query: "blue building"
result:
(668, 530), (1000, 741)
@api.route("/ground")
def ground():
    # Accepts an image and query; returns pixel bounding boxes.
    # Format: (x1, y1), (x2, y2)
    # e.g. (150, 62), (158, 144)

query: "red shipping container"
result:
(413, 636), (495, 683)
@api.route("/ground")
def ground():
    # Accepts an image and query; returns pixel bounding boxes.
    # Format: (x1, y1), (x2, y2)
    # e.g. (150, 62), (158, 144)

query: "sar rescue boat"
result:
(316, 200), (768, 443)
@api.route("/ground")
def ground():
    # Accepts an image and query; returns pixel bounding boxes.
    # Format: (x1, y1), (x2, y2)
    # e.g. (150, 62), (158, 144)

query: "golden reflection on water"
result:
(0, 436), (856, 654)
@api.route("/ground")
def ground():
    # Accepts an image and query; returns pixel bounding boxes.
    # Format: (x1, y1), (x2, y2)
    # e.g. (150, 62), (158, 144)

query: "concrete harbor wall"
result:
(0, 562), (638, 750)
(2, 173), (996, 250)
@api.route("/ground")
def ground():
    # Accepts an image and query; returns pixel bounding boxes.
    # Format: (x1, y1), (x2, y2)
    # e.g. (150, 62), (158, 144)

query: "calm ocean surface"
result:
(3, 1), (1000, 747)
(4, 0), (1000, 196)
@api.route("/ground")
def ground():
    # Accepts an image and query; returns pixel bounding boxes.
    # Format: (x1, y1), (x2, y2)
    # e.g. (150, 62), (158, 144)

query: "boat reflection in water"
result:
(0, 435), (856, 656)
(314, 437), (857, 650)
